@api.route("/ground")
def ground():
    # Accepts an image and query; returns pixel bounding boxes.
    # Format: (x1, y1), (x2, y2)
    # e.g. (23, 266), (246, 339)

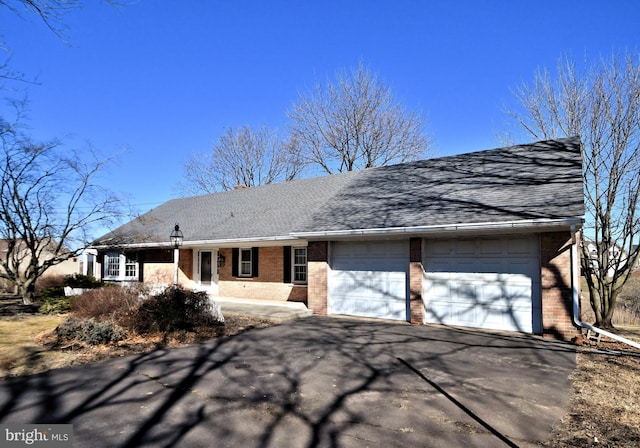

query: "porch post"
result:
(173, 248), (180, 287)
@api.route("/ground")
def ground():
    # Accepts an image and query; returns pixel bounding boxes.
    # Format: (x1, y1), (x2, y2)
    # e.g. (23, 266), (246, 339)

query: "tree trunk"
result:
(21, 281), (36, 305)
(597, 289), (619, 330)
(595, 315), (615, 330)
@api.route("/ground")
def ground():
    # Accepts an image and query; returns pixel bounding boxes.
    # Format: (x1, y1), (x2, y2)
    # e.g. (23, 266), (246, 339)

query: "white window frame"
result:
(293, 246), (307, 284)
(239, 248), (252, 277)
(105, 252), (120, 279)
(103, 252), (138, 281)
(125, 253), (138, 278)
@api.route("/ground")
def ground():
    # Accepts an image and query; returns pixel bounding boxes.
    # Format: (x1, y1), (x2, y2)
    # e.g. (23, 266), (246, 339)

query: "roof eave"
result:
(290, 217), (585, 240)
(89, 235), (306, 250)
(90, 217), (585, 250)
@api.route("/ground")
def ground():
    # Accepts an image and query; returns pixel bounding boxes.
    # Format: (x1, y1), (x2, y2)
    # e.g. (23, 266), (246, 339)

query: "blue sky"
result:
(1, 0), (639, 235)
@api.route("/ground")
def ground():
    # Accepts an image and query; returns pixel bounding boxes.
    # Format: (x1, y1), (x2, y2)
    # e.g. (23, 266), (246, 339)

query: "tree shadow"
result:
(299, 138), (583, 233)
(0, 317), (576, 447)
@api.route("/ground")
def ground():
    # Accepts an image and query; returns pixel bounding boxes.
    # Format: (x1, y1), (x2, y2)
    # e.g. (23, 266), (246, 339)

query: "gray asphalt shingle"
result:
(96, 137), (584, 245)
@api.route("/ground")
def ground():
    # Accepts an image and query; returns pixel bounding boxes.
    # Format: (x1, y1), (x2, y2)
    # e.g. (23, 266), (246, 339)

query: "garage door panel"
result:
(507, 237), (538, 254)
(329, 241), (409, 321)
(454, 240), (476, 255)
(427, 298), (533, 332)
(477, 239), (503, 255)
(424, 236), (540, 333)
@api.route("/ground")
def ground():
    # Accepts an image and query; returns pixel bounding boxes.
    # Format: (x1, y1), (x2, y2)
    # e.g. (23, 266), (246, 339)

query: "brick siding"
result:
(218, 247), (308, 302)
(142, 248), (191, 286)
(540, 231), (579, 340)
(409, 237), (424, 324)
(307, 241), (328, 315)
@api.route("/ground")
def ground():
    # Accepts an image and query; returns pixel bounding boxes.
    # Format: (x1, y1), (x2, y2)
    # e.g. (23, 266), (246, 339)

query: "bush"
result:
(39, 285), (65, 300)
(64, 274), (102, 289)
(72, 286), (140, 321)
(55, 316), (126, 345)
(36, 275), (66, 296)
(128, 287), (221, 334)
(40, 296), (73, 314)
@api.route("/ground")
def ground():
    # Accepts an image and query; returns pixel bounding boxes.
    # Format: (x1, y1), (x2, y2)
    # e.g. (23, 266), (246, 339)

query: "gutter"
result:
(92, 217), (583, 249)
(569, 225), (640, 351)
(291, 217), (585, 239)
(90, 235), (303, 250)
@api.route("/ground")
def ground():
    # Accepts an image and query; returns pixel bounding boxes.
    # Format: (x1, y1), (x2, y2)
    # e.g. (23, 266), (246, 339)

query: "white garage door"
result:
(423, 236), (541, 333)
(329, 240), (409, 321)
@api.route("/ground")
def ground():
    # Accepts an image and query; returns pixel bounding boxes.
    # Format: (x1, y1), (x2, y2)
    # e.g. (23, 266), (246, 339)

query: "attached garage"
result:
(423, 236), (542, 333)
(329, 240), (409, 321)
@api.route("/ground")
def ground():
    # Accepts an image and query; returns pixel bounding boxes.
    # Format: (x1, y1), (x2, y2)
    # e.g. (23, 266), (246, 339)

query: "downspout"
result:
(570, 225), (640, 350)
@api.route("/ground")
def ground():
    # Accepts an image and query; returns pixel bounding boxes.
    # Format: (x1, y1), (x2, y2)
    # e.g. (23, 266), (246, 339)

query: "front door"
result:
(201, 251), (212, 285)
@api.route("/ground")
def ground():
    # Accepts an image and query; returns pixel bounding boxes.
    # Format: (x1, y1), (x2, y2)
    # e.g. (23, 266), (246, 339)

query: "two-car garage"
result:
(327, 236), (542, 333)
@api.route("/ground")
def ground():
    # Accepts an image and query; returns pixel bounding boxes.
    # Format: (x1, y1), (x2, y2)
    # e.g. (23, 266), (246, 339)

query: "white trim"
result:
(193, 249), (219, 295)
(90, 217), (584, 251)
(292, 246), (308, 284)
(291, 217), (585, 239)
(91, 236), (304, 250)
(103, 251), (139, 282)
(239, 248), (252, 277)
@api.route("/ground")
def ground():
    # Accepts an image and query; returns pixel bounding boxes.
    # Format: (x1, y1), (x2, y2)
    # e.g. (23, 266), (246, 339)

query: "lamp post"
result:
(169, 223), (184, 287)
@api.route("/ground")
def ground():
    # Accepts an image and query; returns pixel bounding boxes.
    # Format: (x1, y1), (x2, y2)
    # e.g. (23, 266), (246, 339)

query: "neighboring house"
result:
(0, 239), (81, 293)
(583, 240), (636, 277)
(586, 240), (627, 277)
(89, 138), (585, 340)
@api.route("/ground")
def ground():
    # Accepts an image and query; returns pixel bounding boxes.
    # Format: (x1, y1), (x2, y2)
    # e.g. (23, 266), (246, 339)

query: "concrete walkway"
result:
(214, 296), (313, 322)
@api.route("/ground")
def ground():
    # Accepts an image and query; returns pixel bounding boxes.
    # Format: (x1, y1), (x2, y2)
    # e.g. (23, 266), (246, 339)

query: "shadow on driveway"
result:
(0, 316), (576, 447)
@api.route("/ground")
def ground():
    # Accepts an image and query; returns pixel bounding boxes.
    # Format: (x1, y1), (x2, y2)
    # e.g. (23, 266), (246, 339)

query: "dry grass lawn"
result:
(544, 331), (640, 448)
(0, 312), (639, 447)
(0, 314), (78, 377)
(0, 312), (275, 379)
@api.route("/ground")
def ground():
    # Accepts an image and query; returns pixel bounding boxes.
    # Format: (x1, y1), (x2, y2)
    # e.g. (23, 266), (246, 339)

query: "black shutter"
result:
(283, 246), (292, 283)
(232, 248), (239, 277)
(138, 251), (145, 282)
(252, 247), (259, 277)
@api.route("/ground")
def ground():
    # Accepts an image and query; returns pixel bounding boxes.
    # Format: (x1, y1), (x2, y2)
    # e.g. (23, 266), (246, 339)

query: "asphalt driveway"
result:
(0, 316), (576, 447)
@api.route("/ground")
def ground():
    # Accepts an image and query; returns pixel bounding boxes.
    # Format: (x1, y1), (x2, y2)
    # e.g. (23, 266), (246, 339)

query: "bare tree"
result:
(178, 125), (303, 194)
(287, 62), (431, 174)
(0, 0), (81, 34)
(0, 110), (122, 304)
(1, 0), (122, 83)
(506, 53), (640, 329)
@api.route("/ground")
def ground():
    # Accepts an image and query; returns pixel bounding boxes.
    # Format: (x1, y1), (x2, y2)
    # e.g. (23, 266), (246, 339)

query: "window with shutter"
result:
(293, 247), (307, 284)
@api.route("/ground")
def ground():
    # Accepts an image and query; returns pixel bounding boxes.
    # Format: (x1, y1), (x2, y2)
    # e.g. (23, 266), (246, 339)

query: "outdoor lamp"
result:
(170, 223), (184, 249)
(170, 223), (184, 286)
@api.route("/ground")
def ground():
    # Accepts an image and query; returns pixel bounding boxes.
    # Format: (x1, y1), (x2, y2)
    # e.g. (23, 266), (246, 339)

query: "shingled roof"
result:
(95, 137), (584, 247)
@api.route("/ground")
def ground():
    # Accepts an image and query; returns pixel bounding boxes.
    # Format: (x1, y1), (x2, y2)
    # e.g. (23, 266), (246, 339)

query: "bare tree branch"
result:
(178, 125), (303, 194)
(0, 108), (122, 303)
(506, 52), (640, 329)
(287, 61), (431, 174)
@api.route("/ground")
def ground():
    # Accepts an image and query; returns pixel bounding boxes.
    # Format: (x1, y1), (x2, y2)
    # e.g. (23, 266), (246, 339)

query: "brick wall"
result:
(307, 241), (328, 315)
(142, 263), (172, 285)
(540, 231), (579, 340)
(409, 237), (424, 324)
(217, 246), (308, 302)
(142, 248), (192, 287)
